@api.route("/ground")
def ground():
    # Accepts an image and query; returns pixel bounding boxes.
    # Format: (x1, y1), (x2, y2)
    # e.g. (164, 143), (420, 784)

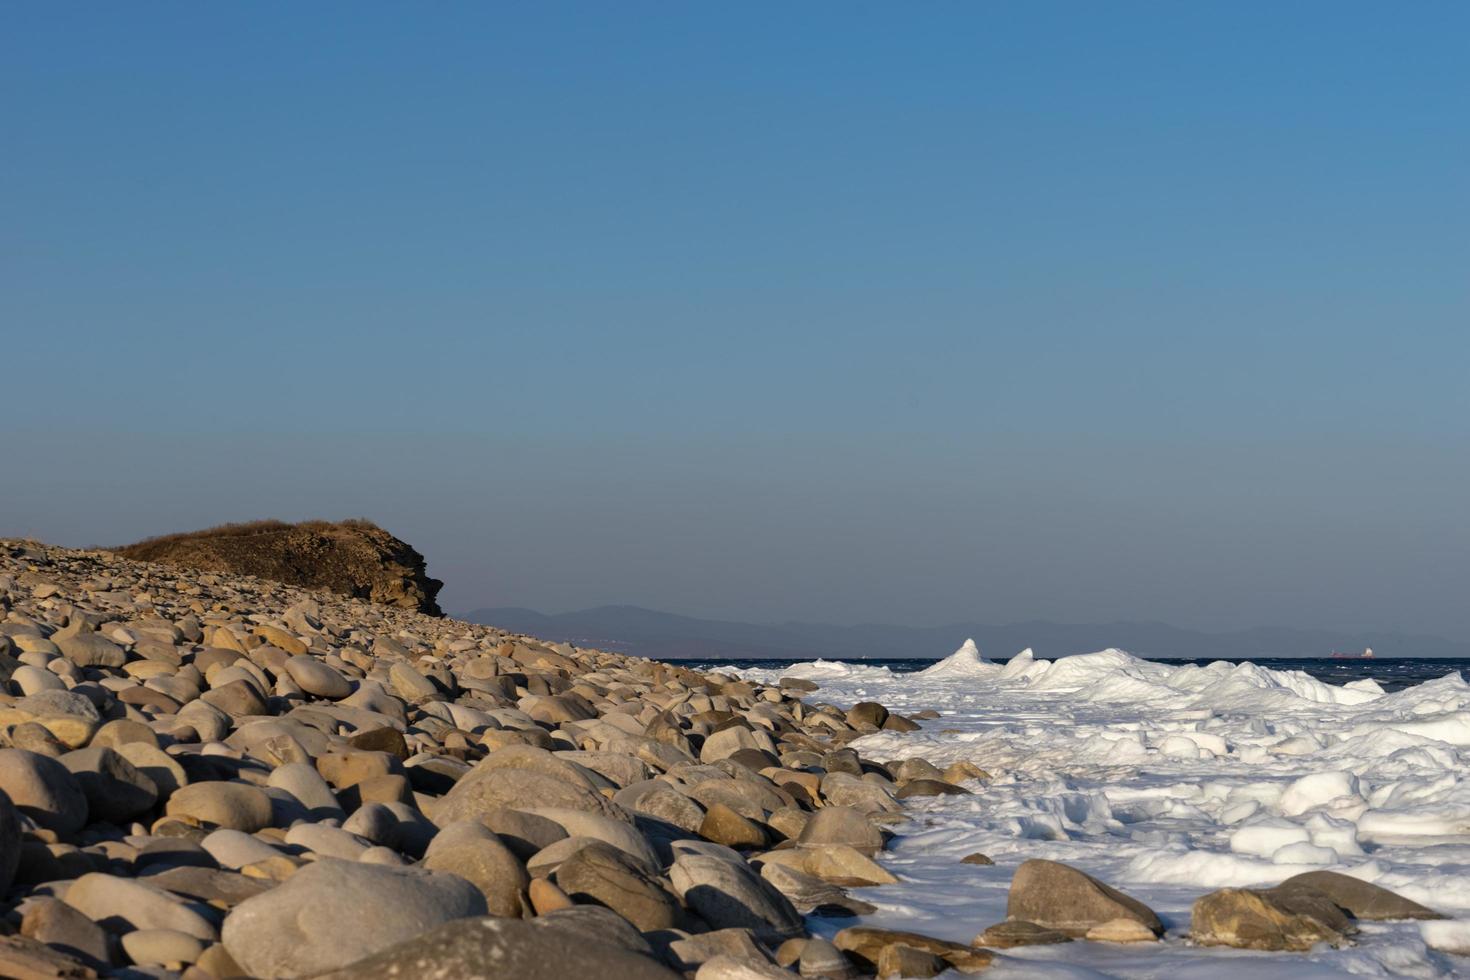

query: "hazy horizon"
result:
(6, 4), (1467, 641)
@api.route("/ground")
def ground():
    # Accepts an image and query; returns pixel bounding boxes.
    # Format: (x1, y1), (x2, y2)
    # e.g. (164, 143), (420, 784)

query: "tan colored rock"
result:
(802, 843), (897, 886)
(528, 877), (573, 914)
(701, 803), (768, 849)
(975, 919), (1071, 948)
(553, 841), (679, 931)
(165, 782), (272, 832)
(1191, 887), (1354, 951)
(1006, 859), (1162, 938)
(832, 927), (993, 975)
(1086, 917), (1158, 943)
(876, 944), (944, 979)
(798, 805), (884, 856)
(252, 625), (307, 656)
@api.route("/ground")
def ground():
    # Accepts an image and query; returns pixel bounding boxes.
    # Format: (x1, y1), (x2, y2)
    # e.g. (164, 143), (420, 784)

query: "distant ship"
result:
(1330, 647), (1374, 660)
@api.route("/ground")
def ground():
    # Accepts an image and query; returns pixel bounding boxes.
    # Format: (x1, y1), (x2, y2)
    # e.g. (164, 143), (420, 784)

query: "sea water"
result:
(714, 646), (1470, 977)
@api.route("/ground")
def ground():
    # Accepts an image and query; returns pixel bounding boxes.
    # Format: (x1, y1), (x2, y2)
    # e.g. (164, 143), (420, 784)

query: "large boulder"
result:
(1275, 871), (1443, 921)
(1191, 886), (1355, 951)
(1005, 859), (1161, 937)
(221, 858), (487, 977)
(310, 917), (680, 980)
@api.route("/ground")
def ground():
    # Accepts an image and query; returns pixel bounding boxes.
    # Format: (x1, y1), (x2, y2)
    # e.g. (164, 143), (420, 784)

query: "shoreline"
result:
(2, 539), (1464, 978)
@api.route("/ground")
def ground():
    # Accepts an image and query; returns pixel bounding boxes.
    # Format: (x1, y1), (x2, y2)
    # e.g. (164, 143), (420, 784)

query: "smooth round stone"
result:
(114, 742), (187, 798)
(91, 718), (160, 750)
(221, 859), (488, 978)
(166, 781), (273, 832)
(61, 746), (158, 824)
(0, 748), (89, 835)
(123, 928), (207, 966)
(284, 822), (370, 860)
(267, 763), (344, 822)
(54, 631), (126, 668)
(11, 664), (66, 695)
(797, 806), (883, 856)
(341, 802), (398, 846)
(200, 829), (285, 869)
(423, 820), (529, 917)
(283, 656), (352, 699)
(11, 690), (101, 748)
(552, 841), (677, 930)
(310, 917), (681, 980)
(62, 873), (218, 941)
(359, 845), (409, 865)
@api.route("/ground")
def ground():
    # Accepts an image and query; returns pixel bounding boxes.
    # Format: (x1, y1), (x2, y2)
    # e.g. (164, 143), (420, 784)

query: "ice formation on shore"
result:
(739, 648), (1470, 976)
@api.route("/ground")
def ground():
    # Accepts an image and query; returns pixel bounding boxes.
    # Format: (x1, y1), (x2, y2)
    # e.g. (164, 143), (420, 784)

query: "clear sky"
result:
(5, 3), (1468, 638)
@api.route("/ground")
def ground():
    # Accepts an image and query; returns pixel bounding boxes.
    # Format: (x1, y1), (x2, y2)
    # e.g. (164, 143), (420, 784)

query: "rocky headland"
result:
(0, 538), (1448, 978)
(110, 521), (443, 617)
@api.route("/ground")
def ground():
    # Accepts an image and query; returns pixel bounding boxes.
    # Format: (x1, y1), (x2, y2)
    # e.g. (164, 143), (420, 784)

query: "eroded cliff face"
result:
(112, 519), (443, 615)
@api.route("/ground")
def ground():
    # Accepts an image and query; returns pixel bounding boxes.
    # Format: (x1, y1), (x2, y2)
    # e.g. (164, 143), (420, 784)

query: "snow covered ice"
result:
(737, 644), (1470, 977)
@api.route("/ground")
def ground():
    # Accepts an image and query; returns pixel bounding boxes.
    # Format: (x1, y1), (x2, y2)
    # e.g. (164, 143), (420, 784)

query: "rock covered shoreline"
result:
(0, 539), (1455, 978)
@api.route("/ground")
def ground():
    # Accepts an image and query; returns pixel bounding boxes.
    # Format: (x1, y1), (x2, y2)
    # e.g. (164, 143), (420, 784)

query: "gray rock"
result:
(0, 748), (88, 835)
(114, 742), (186, 799)
(532, 905), (657, 954)
(434, 766), (622, 825)
(61, 747), (158, 825)
(54, 631), (126, 669)
(283, 655), (352, 699)
(120, 928), (205, 967)
(423, 820), (529, 917)
(798, 937), (855, 979)
(480, 806), (569, 861)
(554, 841), (679, 930)
(1275, 870), (1443, 921)
(62, 873), (218, 941)
(341, 802), (399, 846)
(220, 857), (487, 978)
(797, 805), (884, 856)
(665, 928), (770, 972)
(310, 917), (680, 980)
(522, 806), (661, 869)
(760, 862), (876, 916)
(670, 853), (803, 941)
(696, 954), (795, 979)
(284, 822), (371, 860)
(267, 762), (344, 822)
(19, 896), (113, 971)
(616, 781), (706, 833)
(1006, 859), (1162, 938)
(199, 829), (283, 870)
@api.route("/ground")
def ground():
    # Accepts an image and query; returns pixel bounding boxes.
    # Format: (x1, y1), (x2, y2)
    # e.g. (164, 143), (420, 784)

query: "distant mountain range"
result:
(459, 604), (1470, 661)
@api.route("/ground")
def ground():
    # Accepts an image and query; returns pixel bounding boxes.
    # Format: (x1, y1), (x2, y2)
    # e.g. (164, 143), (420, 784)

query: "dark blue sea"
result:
(689, 655), (1470, 694)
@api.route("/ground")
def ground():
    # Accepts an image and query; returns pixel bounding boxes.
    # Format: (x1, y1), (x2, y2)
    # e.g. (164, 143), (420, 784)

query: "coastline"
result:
(2, 539), (1465, 978)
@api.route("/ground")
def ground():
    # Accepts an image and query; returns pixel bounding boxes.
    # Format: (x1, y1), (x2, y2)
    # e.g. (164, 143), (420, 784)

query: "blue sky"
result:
(5, 3), (1468, 639)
